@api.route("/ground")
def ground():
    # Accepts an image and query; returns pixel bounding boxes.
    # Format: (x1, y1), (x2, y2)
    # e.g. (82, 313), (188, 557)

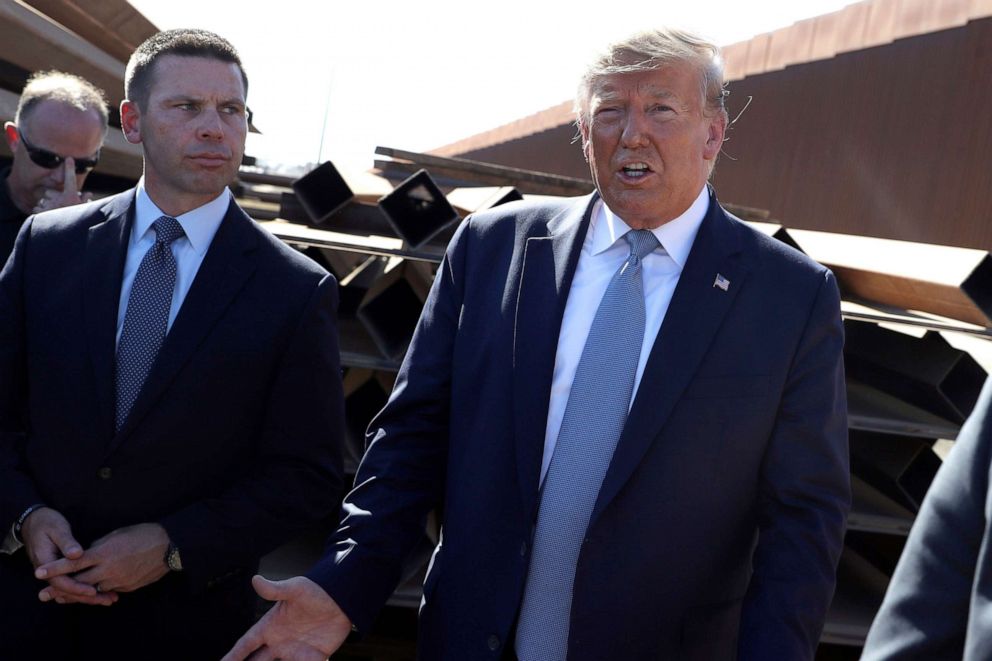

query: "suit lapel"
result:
(108, 200), (259, 452)
(84, 191), (136, 440)
(591, 193), (749, 524)
(513, 195), (595, 523)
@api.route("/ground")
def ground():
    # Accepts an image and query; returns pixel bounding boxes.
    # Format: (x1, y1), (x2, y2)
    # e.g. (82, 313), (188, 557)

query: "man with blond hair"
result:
(1, 70), (108, 265)
(228, 27), (848, 661)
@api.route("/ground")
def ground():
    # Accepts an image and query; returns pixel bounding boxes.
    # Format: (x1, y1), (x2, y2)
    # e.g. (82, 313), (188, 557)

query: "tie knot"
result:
(153, 216), (185, 246)
(624, 229), (659, 262)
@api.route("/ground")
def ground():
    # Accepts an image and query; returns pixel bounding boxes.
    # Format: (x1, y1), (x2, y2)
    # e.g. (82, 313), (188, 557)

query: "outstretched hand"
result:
(222, 575), (352, 661)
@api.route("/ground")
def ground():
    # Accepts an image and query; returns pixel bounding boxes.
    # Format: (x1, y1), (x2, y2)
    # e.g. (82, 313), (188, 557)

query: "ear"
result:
(703, 112), (727, 161)
(120, 100), (142, 144)
(4, 122), (19, 151)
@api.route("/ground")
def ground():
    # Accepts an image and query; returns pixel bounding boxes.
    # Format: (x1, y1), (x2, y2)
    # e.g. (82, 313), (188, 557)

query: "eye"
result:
(175, 102), (197, 112)
(593, 106), (622, 123)
(221, 105), (245, 116)
(649, 103), (675, 114)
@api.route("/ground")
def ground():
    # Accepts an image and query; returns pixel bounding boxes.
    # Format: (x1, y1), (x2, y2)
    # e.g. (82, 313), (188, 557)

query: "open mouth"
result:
(620, 162), (652, 179)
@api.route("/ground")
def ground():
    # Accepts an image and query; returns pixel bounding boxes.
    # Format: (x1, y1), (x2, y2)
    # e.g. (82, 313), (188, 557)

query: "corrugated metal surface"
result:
(444, 16), (992, 250)
(712, 16), (992, 249)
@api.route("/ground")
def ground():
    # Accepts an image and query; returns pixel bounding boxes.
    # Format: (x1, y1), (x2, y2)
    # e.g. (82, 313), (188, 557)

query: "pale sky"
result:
(129, 0), (857, 173)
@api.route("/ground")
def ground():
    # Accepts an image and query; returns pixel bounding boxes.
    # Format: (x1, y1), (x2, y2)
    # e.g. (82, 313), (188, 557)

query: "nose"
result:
(197, 108), (224, 140)
(43, 163), (65, 189)
(620, 108), (649, 148)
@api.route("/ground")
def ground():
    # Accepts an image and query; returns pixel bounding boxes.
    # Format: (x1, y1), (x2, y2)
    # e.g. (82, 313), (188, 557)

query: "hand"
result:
(222, 575), (352, 661)
(20, 507), (117, 606)
(32, 158), (92, 213)
(35, 522), (170, 599)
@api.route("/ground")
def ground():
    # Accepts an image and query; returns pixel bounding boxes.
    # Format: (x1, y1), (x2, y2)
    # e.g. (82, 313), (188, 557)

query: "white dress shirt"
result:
(539, 186), (710, 483)
(116, 180), (229, 343)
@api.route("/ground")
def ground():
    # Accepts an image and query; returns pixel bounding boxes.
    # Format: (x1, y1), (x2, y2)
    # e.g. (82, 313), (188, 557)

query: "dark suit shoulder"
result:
(245, 214), (332, 284)
(463, 195), (588, 237)
(26, 190), (132, 241)
(725, 210), (830, 282)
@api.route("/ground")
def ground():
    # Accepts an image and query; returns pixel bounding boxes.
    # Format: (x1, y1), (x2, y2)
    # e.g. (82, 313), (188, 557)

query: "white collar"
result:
(592, 185), (709, 269)
(133, 178), (229, 256)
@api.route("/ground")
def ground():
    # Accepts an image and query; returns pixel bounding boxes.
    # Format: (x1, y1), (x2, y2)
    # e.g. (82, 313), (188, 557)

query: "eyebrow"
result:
(593, 86), (679, 103)
(161, 95), (245, 107)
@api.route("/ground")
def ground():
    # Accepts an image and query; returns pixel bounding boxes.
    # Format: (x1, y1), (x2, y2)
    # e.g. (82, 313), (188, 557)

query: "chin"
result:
(190, 173), (235, 193)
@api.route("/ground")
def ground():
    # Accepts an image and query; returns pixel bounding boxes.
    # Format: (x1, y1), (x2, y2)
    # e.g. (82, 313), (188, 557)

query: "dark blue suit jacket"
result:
(0, 189), (344, 657)
(862, 377), (992, 660)
(310, 191), (849, 660)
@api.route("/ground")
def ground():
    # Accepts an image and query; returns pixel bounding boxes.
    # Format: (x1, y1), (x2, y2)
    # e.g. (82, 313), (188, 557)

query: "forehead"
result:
(22, 100), (104, 154)
(589, 65), (703, 105)
(148, 55), (246, 101)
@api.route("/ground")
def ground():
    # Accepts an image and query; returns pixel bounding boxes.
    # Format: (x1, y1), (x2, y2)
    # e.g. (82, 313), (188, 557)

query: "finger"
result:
(49, 526), (84, 559)
(221, 623), (268, 661)
(62, 158), (78, 195)
(71, 567), (109, 587)
(246, 646), (277, 661)
(45, 574), (100, 597)
(251, 575), (288, 601)
(49, 592), (118, 606)
(50, 591), (118, 606)
(40, 585), (117, 606)
(35, 553), (93, 579)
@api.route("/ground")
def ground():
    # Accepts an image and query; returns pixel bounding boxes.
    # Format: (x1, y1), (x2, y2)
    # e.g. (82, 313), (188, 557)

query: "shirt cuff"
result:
(1, 525), (23, 554)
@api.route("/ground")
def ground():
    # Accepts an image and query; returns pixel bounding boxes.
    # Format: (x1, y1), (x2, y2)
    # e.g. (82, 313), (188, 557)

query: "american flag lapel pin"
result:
(713, 273), (730, 291)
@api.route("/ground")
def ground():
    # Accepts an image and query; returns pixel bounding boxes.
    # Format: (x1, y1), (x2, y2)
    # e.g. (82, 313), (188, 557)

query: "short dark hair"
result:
(125, 28), (248, 110)
(16, 70), (109, 128)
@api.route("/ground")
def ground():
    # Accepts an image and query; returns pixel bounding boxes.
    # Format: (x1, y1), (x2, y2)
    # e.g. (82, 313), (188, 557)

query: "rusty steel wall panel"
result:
(712, 17), (992, 250)
(454, 124), (591, 182)
(445, 18), (992, 251)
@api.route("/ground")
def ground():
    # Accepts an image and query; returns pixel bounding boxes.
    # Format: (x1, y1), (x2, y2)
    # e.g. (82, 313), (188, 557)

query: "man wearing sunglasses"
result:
(1, 70), (107, 267)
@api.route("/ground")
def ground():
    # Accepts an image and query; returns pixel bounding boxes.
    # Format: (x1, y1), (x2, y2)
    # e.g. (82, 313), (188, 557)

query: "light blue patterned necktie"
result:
(515, 228), (659, 661)
(114, 215), (184, 432)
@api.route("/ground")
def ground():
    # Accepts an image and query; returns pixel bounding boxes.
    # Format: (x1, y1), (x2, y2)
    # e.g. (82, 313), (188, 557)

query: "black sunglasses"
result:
(18, 129), (100, 174)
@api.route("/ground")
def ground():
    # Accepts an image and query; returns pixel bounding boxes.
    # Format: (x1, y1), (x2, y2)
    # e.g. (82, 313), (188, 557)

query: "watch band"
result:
(12, 504), (46, 545)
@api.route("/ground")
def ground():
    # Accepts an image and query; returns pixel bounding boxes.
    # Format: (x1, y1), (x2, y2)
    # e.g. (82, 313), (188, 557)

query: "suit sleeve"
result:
(0, 219), (46, 535)
(157, 272), (346, 590)
(860, 378), (992, 660)
(737, 270), (851, 660)
(305, 219), (470, 633)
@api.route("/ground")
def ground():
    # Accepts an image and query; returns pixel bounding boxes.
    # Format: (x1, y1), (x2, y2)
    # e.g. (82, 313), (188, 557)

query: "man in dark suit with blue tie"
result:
(227, 27), (849, 661)
(0, 29), (344, 660)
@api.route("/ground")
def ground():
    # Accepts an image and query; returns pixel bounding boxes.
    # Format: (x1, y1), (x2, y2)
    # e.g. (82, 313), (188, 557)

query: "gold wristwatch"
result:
(165, 543), (183, 572)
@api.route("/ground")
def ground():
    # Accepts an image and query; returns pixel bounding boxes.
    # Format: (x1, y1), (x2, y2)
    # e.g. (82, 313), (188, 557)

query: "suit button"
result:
(487, 634), (500, 651)
(97, 467), (112, 480)
(519, 541), (527, 557)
